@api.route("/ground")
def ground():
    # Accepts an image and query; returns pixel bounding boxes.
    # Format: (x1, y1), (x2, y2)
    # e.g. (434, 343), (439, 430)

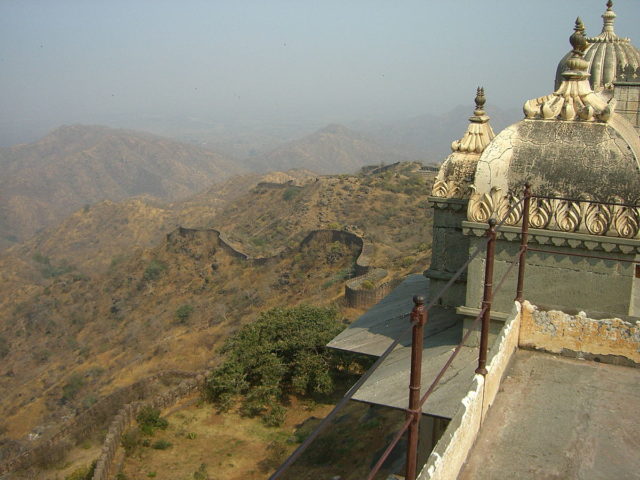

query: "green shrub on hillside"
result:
(205, 305), (344, 426)
(0, 336), (8, 358)
(64, 461), (96, 480)
(61, 373), (85, 403)
(143, 260), (166, 282)
(136, 406), (168, 435)
(282, 187), (300, 201)
(175, 304), (194, 324)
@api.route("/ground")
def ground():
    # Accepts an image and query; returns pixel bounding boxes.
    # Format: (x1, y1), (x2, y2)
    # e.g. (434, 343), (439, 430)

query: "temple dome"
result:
(554, 1), (640, 91)
(472, 22), (640, 207)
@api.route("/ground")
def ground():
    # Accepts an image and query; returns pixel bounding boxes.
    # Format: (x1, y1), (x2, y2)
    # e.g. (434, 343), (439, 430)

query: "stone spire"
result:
(450, 87), (495, 154)
(598, 0), (617, 39)
(524, 19), (615, 122)
(431, 88), (495, 199)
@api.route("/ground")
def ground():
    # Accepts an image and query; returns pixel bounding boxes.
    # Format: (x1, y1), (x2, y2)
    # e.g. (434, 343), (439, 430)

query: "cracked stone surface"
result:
(458, 349), (640, 480)
(473, 119), (640, 203)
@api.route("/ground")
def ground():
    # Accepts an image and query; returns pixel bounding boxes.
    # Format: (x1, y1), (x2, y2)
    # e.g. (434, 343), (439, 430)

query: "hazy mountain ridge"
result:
(0, 125), (245, 247)
(361, 104), (522, 161)
(247, 123), (411, 174)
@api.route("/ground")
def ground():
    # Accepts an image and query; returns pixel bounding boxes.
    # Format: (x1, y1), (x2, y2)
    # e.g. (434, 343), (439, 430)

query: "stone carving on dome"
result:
(431, 179), (473, 199)
(450, 87), (495, 154)
(467, 187), (640, 239)
(587, 1), (631, 44)
(616, 64), (640, 83)
(525, 18), (616, 123)
(431, 88), (495, 199)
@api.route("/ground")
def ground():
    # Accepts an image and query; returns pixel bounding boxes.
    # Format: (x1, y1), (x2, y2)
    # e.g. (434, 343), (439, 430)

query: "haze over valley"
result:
(1, 1), (638, 478)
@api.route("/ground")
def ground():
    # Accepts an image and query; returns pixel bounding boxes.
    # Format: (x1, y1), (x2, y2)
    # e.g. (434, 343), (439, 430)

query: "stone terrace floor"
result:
(458, 349), (640, 480)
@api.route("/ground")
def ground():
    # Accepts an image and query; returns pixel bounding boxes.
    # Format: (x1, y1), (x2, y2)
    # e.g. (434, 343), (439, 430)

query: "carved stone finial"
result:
(565, 20), (589, 77)
(447, 87), (495, 154)
(474, 87), (486, 116)
(522, 18), (615, 124)
(570, 18), (588, 55)
(602, 0), (616, 34)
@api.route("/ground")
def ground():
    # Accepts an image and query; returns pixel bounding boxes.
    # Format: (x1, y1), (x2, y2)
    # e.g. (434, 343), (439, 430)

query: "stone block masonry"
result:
(519, 302), (640, 366)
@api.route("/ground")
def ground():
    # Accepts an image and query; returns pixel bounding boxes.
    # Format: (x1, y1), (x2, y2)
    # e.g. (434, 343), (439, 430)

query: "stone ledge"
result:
(461, 221), (640, 254)
(428, 196), (468, 211)
(424, 268), (467, 283)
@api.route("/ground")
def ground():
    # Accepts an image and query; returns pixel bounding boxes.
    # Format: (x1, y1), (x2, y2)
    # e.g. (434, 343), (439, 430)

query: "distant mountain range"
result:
(246, 123), (410, 174)
(0, 104), (523, 249)
(0, 125), (244, 247)
(359, 104), (522, 162)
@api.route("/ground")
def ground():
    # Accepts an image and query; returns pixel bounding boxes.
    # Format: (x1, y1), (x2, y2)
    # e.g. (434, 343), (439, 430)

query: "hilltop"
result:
(0, 125), (245, 248)
(0, 162), (435, 477)
(248, 123), (410, 174)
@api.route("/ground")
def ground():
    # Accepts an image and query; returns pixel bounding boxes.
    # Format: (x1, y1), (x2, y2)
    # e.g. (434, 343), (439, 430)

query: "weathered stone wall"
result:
(345, 269), (398, 308)
(613, 82), (640, 131)
(419, 302), (521, 480)
(167, 226), (393, 309)
(0, 370), (196, 476)
(462, 221), (639, 317)
(167, 227), (369, 272)
(424, 198), (470, 308)
(519, 301), (640, 365)
(91, 373), (206, 480)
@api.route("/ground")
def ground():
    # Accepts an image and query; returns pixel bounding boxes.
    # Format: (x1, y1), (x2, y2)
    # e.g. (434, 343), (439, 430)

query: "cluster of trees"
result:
(205, 305), (351, 426)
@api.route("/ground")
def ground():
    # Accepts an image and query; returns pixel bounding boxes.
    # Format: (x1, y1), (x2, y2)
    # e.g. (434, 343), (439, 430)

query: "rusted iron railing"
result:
(388, 186), (640, 480)
(272, 184), (639, 480)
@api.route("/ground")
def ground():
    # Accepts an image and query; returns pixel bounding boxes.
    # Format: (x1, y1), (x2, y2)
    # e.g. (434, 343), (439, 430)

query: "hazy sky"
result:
(1, 0), (638, 145)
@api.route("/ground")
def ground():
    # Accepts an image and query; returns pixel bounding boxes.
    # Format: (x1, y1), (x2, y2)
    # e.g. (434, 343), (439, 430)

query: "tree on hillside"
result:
(204, 305), (344, 426)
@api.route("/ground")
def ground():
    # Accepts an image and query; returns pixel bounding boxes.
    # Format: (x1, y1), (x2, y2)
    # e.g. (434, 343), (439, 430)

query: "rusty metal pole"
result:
(406, 295), (427, 480)
(516, 183), (531, 302)
(476, 219), (496, 375)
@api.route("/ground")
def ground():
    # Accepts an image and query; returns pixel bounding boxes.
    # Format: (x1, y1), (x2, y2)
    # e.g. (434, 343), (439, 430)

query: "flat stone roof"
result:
(328, 274), (430, 356)
(328, 274), (477, 418)
(459, 349), (640, 479)
(351, 335), (477, 419)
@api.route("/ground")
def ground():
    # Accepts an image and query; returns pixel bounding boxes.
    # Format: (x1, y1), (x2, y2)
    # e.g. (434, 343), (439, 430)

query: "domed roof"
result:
(470, 22), (640, 222)
(554, 1), (640, 91)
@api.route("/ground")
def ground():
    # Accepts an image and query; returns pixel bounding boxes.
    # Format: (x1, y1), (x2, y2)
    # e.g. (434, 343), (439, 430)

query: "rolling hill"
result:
(0, 163), (435, 478)
(247, 123), (410, 174)
(0, 125), (245, 248)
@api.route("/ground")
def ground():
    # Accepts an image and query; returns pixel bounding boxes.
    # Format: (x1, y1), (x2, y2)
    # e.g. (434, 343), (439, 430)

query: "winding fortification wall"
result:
(90, 373), (206, 480)
(2, 227), (391, 477)
(166, 226), (388, 307)
(0, 371), (196, 476)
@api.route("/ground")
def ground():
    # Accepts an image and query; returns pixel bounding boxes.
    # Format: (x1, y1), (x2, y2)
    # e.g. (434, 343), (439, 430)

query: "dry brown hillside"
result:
(0, 162), (435, 476)
(0, 124), (245, 248)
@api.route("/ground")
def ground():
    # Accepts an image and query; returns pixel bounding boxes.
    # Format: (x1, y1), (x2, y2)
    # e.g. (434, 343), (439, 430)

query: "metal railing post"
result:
(516, 183), (531, 302)
(476, 219), (496, 375)
(406, 295), (427, 480)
